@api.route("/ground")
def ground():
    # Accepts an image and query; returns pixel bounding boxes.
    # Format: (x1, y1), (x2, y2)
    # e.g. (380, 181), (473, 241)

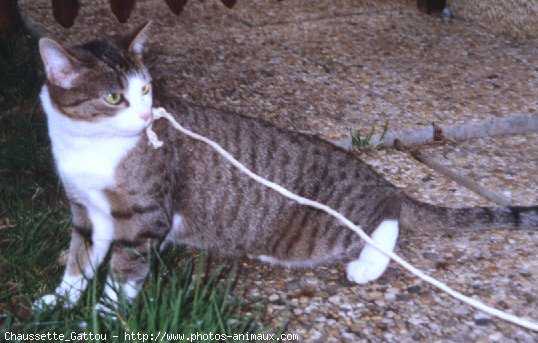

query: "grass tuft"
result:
(350, 121), (389, 152)
(2, 250), (264, 342)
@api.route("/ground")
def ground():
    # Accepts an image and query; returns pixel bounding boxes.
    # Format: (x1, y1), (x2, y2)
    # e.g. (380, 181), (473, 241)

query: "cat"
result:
(35, 22), (538, 311)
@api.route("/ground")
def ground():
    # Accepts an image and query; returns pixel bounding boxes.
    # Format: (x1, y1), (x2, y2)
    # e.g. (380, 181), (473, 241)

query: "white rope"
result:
(147, 107), (538, 332)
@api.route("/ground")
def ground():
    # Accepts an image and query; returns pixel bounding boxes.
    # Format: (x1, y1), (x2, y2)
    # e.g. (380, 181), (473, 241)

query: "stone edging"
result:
(332, 113), (538, 205)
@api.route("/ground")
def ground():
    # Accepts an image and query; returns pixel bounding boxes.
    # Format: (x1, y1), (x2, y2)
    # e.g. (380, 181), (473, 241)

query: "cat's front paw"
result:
(33, 280), (84, 312)
(33, 294), (59, 311)
(346, 259), (386, 284)
(32, 293), (75, 312)
(93, 302), (118, 320)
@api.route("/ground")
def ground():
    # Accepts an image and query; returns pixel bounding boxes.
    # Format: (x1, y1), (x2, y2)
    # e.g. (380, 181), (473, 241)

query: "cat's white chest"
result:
(52, 135), (138, 200)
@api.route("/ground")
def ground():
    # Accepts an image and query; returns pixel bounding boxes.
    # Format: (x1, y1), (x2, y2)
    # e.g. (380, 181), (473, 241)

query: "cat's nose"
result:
(141, 112), (152, 121)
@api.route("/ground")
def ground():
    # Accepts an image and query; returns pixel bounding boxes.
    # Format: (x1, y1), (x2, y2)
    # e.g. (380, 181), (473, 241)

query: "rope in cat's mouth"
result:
(146, 107), (538, 332)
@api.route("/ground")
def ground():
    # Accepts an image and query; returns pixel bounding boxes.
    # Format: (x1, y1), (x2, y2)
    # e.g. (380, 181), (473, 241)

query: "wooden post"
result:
(417, 0), (446, 14)
(221, 0), (236, 9)
(163, 0), (188, 15)
(0, 0), (21, 33)
(110, 0), (136, 23)
(51, 0), (79, 28)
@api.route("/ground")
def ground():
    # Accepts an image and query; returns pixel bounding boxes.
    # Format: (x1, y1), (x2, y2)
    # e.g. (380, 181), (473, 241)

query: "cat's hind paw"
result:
(346, 259), (386, 284)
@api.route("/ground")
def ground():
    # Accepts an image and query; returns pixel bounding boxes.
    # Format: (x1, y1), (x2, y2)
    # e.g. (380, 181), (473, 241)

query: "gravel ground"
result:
(235, 228), (537, 342)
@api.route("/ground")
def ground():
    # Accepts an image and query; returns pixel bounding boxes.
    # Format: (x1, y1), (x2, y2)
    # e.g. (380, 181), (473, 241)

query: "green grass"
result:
(350, 121), (389, 152)
(0, 28), (273, 342)
(2, 249), (264, 343)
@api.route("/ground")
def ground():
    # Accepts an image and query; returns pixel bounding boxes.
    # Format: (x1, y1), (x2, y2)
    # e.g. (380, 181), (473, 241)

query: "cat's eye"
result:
(104, 92), (123, 105)
(142, 84), (151, 95)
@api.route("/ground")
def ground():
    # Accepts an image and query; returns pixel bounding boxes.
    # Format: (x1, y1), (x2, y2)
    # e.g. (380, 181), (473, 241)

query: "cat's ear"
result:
(39, 38), (83, 89)
(125, 21), (152, 56)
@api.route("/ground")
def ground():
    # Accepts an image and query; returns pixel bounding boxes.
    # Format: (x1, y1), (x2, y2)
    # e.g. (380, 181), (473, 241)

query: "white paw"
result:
(103, 277), (140, 304)
(32, 293), (75, 311)
(33, 294), (59, 311)
(94, 302), (117, 319)
(347, 219), (398, 284)
(346, 259), (386, 284)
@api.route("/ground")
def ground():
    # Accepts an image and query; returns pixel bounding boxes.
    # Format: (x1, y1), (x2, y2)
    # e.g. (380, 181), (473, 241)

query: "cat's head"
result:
(39, 22), (153, 137)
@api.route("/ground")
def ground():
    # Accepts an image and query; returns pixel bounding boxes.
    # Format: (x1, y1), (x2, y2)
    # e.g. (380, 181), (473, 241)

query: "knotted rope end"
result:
(146, 107), (168, 149)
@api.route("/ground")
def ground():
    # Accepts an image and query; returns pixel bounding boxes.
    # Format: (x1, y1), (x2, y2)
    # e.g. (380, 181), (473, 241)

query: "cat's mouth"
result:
(141, 112), (152, 122)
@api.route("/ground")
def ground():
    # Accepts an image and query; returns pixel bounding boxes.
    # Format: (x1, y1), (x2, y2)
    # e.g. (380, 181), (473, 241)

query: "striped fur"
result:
(154, 97), (538, 262)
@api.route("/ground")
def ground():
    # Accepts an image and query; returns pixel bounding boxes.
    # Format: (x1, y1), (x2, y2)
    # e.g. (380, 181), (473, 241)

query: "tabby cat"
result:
(35, 23), (538, 310)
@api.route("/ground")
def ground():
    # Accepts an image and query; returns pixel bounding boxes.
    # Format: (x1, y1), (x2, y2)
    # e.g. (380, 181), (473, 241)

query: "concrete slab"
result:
(230, 0), (405, 27)
(253, 11), (538, 127)
(354, 149), (494, 207)
(421, 133), (538, 206)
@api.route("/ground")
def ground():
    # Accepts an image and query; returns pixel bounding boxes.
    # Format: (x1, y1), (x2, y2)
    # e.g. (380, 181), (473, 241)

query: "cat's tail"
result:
(400, 196), (538, 233)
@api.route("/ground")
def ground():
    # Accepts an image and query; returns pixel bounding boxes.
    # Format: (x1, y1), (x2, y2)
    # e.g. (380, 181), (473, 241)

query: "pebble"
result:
(342, 332), (356, 340)
(488, 332), (503, 341)
(407, 285), (421, 294)
(340, 303), (353, 311)
(407, 316), (427, 325)
(441, 318), (458, 327)
(328, 295), (341, 304)
(384, 292), (396, 301)
(268, 294), (280, 302)
(474, 317), (492, 326)
(300, 276), (320, 288)
(308, 329), (323, 341)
